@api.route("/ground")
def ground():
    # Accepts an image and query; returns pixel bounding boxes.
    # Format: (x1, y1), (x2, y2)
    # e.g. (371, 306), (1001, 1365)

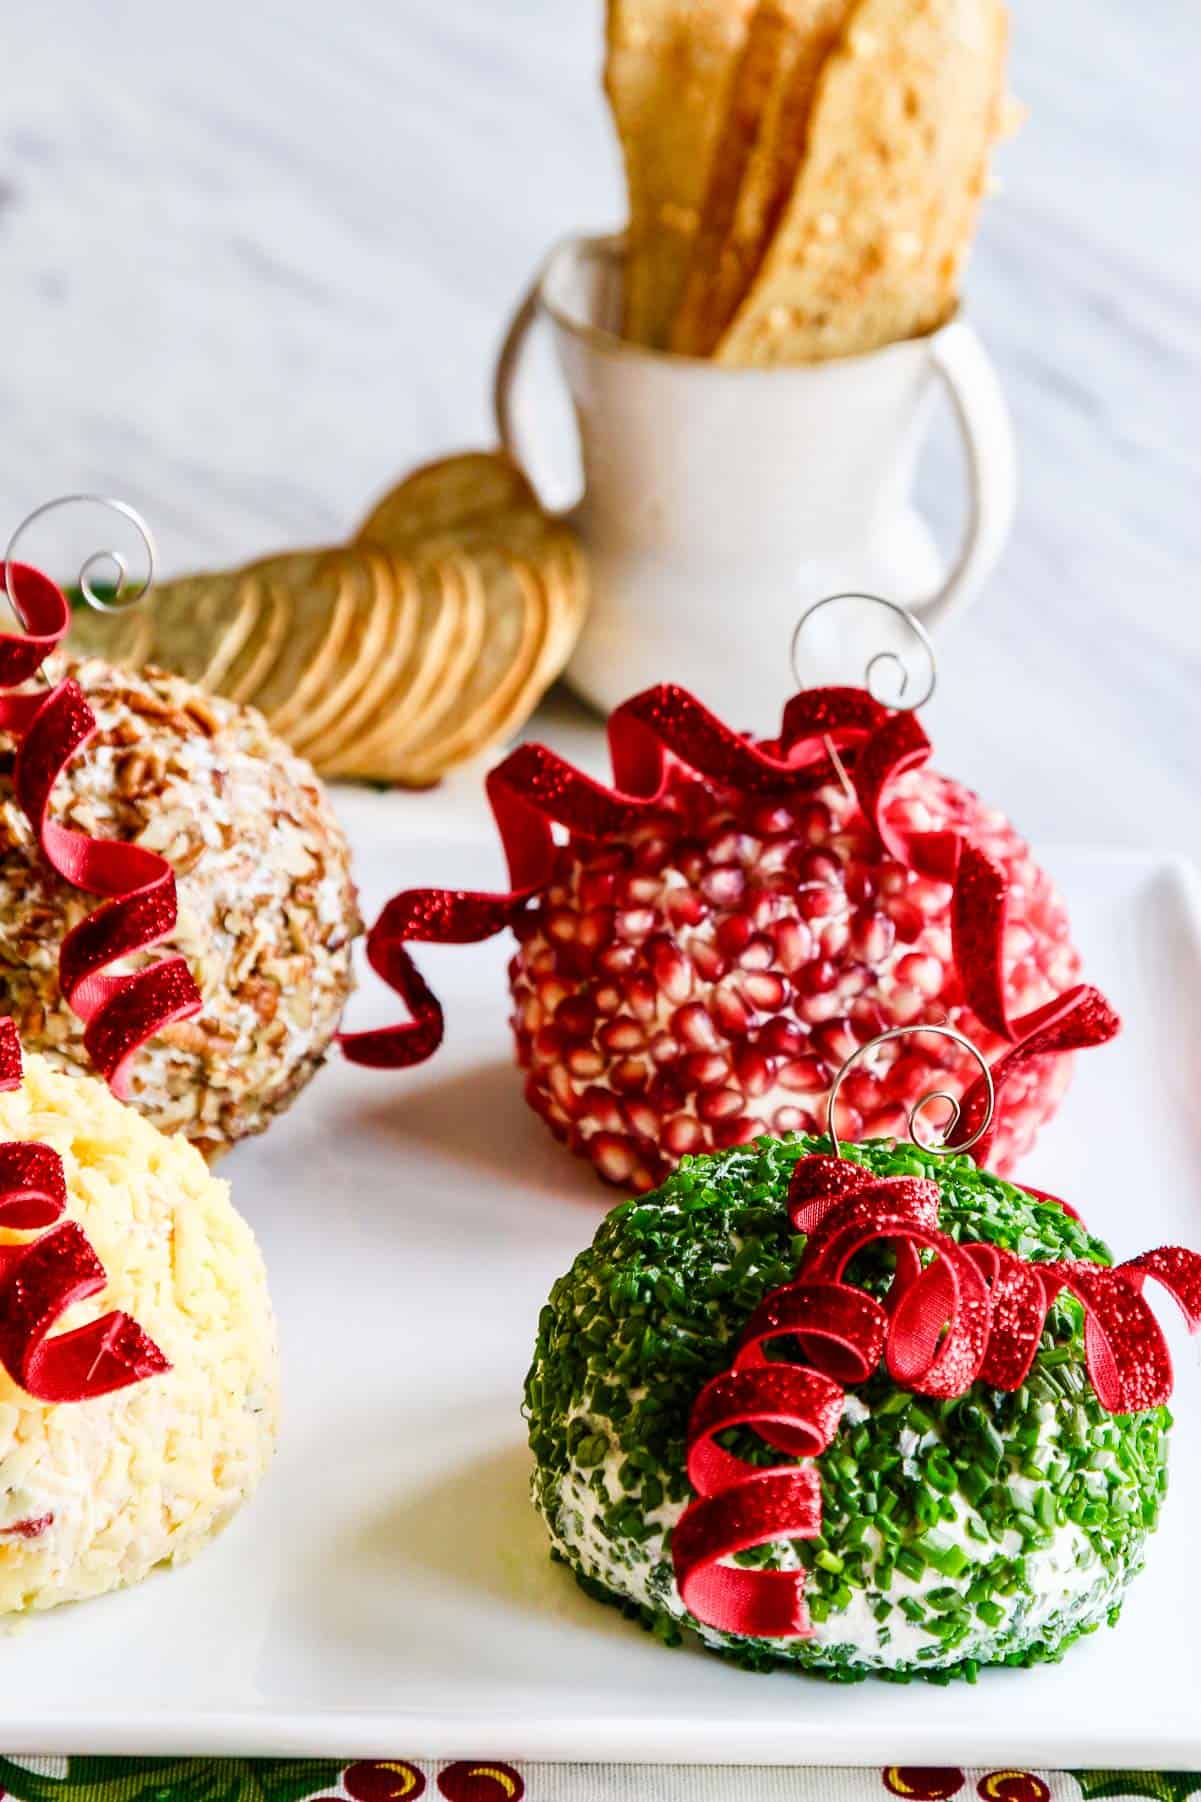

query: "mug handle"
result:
(493, 265), (587, 514)
(912, 318), (1017, 635)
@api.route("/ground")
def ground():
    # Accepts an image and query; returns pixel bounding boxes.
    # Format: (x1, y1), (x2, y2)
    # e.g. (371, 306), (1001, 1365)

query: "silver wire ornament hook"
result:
(825, 1022), (995, 1160)
(789, 591), (938, 711)
(2, 494), (157, 631)
(789, 591), (938, 803)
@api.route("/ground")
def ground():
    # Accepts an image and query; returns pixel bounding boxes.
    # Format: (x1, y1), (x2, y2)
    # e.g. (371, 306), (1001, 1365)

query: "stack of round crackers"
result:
(605, 0), (1014, 362)
(67, 453), (588, 786)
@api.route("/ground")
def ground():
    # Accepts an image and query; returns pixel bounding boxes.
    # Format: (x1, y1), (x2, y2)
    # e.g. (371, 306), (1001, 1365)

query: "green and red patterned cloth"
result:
(0, 1759), (1198, 1802)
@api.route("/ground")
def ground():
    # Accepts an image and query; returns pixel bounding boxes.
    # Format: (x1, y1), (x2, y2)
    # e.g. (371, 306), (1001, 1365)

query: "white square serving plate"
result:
(3, 809), (1200, 1770)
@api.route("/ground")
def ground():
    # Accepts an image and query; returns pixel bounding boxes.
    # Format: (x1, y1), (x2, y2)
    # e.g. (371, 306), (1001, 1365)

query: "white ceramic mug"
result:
(494, 233), (1016, 722)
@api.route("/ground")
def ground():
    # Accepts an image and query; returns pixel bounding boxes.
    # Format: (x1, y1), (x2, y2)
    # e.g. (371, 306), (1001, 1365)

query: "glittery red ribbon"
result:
(0, 562), (201, 1094)
(672, 1152), (1201, 1639)
(0, 1016), (169, 1402)
(343, 682), (1118, 1168)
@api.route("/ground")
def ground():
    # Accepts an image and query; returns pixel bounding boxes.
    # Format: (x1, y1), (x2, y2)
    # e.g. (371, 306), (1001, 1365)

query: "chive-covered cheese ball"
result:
(525, 1138), (1170, 1681)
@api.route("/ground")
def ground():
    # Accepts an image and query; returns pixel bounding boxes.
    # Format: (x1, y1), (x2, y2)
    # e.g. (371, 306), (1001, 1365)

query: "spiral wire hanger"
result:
(789, 590), (937, 801)
(825, 1021), (995, 1161)
(2, 494), (157, 629)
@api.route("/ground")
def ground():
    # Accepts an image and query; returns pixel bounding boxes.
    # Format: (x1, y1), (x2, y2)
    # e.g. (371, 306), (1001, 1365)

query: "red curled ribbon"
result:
(671, 1152), (1201, 1639)
(0, 563), (201, 1094)
(0, 1016), (169, 1402)
(341, 682), (1118, 1167)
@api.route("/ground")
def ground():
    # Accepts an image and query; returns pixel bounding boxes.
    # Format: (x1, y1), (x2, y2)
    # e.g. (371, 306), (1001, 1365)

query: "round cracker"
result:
(288, 548), (392, 755)
(326, 560), (462, 778)
(355, 451), (536, 549)
(300, 552), (419, 771)
(394, 550), (547, 784)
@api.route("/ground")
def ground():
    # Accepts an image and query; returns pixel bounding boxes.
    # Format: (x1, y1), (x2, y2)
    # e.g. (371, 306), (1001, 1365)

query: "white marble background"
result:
(3, 0), (1199, 854)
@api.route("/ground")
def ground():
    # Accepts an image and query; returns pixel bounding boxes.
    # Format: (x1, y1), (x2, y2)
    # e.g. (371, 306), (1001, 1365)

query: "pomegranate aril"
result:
(798, 886), (841, 921)
(648, 1072), (687, 1114)
(796, 957), (839, 996)
(773, 1105), (815, 1135)
(884, 984), (925, 1024)
(863, 1103), (910, 1139)
(707, 829), (759, 865)
(758, 1017), (806, 1059)
(626, 974), (659, 1023)
(886, 897), (925, 942)
(712, 982), (752, 1036)
(845, 865), (875, 905)
(544, 909), (579, 946)
(683, 1051), (732, 1090)
(895, 952), (944, 996)
(646, 933), (692, 1002)
(616, 906), (657, 941)
(688, 938), (727, 983)
(793, 847), (841, 885)
(663, 1114), (703, 1156)
(617, 872), (661, 906)
(549, 1065), (582, 1117)
(850, 908), (894, 962)
(796, 801), (834, 844)
(716, 914), (754, 957)
(772, 918), (812, 971)
(778, 1056), (827, 1094)
(702, 865), (746, 907)
(517, 994), (542, 1034)
(752, 803), (796, 836)
(733, 1045), (773, 1098)
(532, 1026), (564, 1066)
(828, 1098), (863, 1142)
(840, 1068), (882, 1112)
(664, 888), (707, 928)
(555, 995), (596, 1038)
(622, 1098), (659, 1140)
(672, 1002), (721, 1051)
(599, 942), (638, 976)
(594, 982), (622, 1017)
(566, 1045), (605, 1080)
(740, 970), (786, 1012)
(581, 1085), (624, 1133)
(577, 909), (614, 955)
(797, 990), (844, 1025)
(598, 1015), (645, 1054)
(697, 1086), (745, 1122)
(812, 1018), (858, 1065)
(736, 934), (774, 971)
(592, 1132), (639, 1185)
(711, 1115), (765, 1149)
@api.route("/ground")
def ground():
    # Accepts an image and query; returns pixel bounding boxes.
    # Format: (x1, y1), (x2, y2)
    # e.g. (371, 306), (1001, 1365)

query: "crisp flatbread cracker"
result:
(716, 0), (1008, 365)
(605, 0), (757, 347)
(669, 0), (803, 354)
(672, 0), (855, 354)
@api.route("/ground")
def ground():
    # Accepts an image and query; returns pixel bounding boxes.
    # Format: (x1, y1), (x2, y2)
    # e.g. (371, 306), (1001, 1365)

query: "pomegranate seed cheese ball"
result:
(0, 1048), (278, 1613)
(512, 762), (1076, 1188)
(525, 1139), (1181, 1681)
(0, 659), (361, 1156)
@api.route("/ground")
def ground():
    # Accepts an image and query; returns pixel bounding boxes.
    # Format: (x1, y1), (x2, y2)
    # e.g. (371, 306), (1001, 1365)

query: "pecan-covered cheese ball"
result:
(0, 660), (361, 1154)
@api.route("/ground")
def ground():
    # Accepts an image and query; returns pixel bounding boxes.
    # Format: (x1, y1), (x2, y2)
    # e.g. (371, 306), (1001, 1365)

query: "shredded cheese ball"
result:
(0, 1055), (278, 1613)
